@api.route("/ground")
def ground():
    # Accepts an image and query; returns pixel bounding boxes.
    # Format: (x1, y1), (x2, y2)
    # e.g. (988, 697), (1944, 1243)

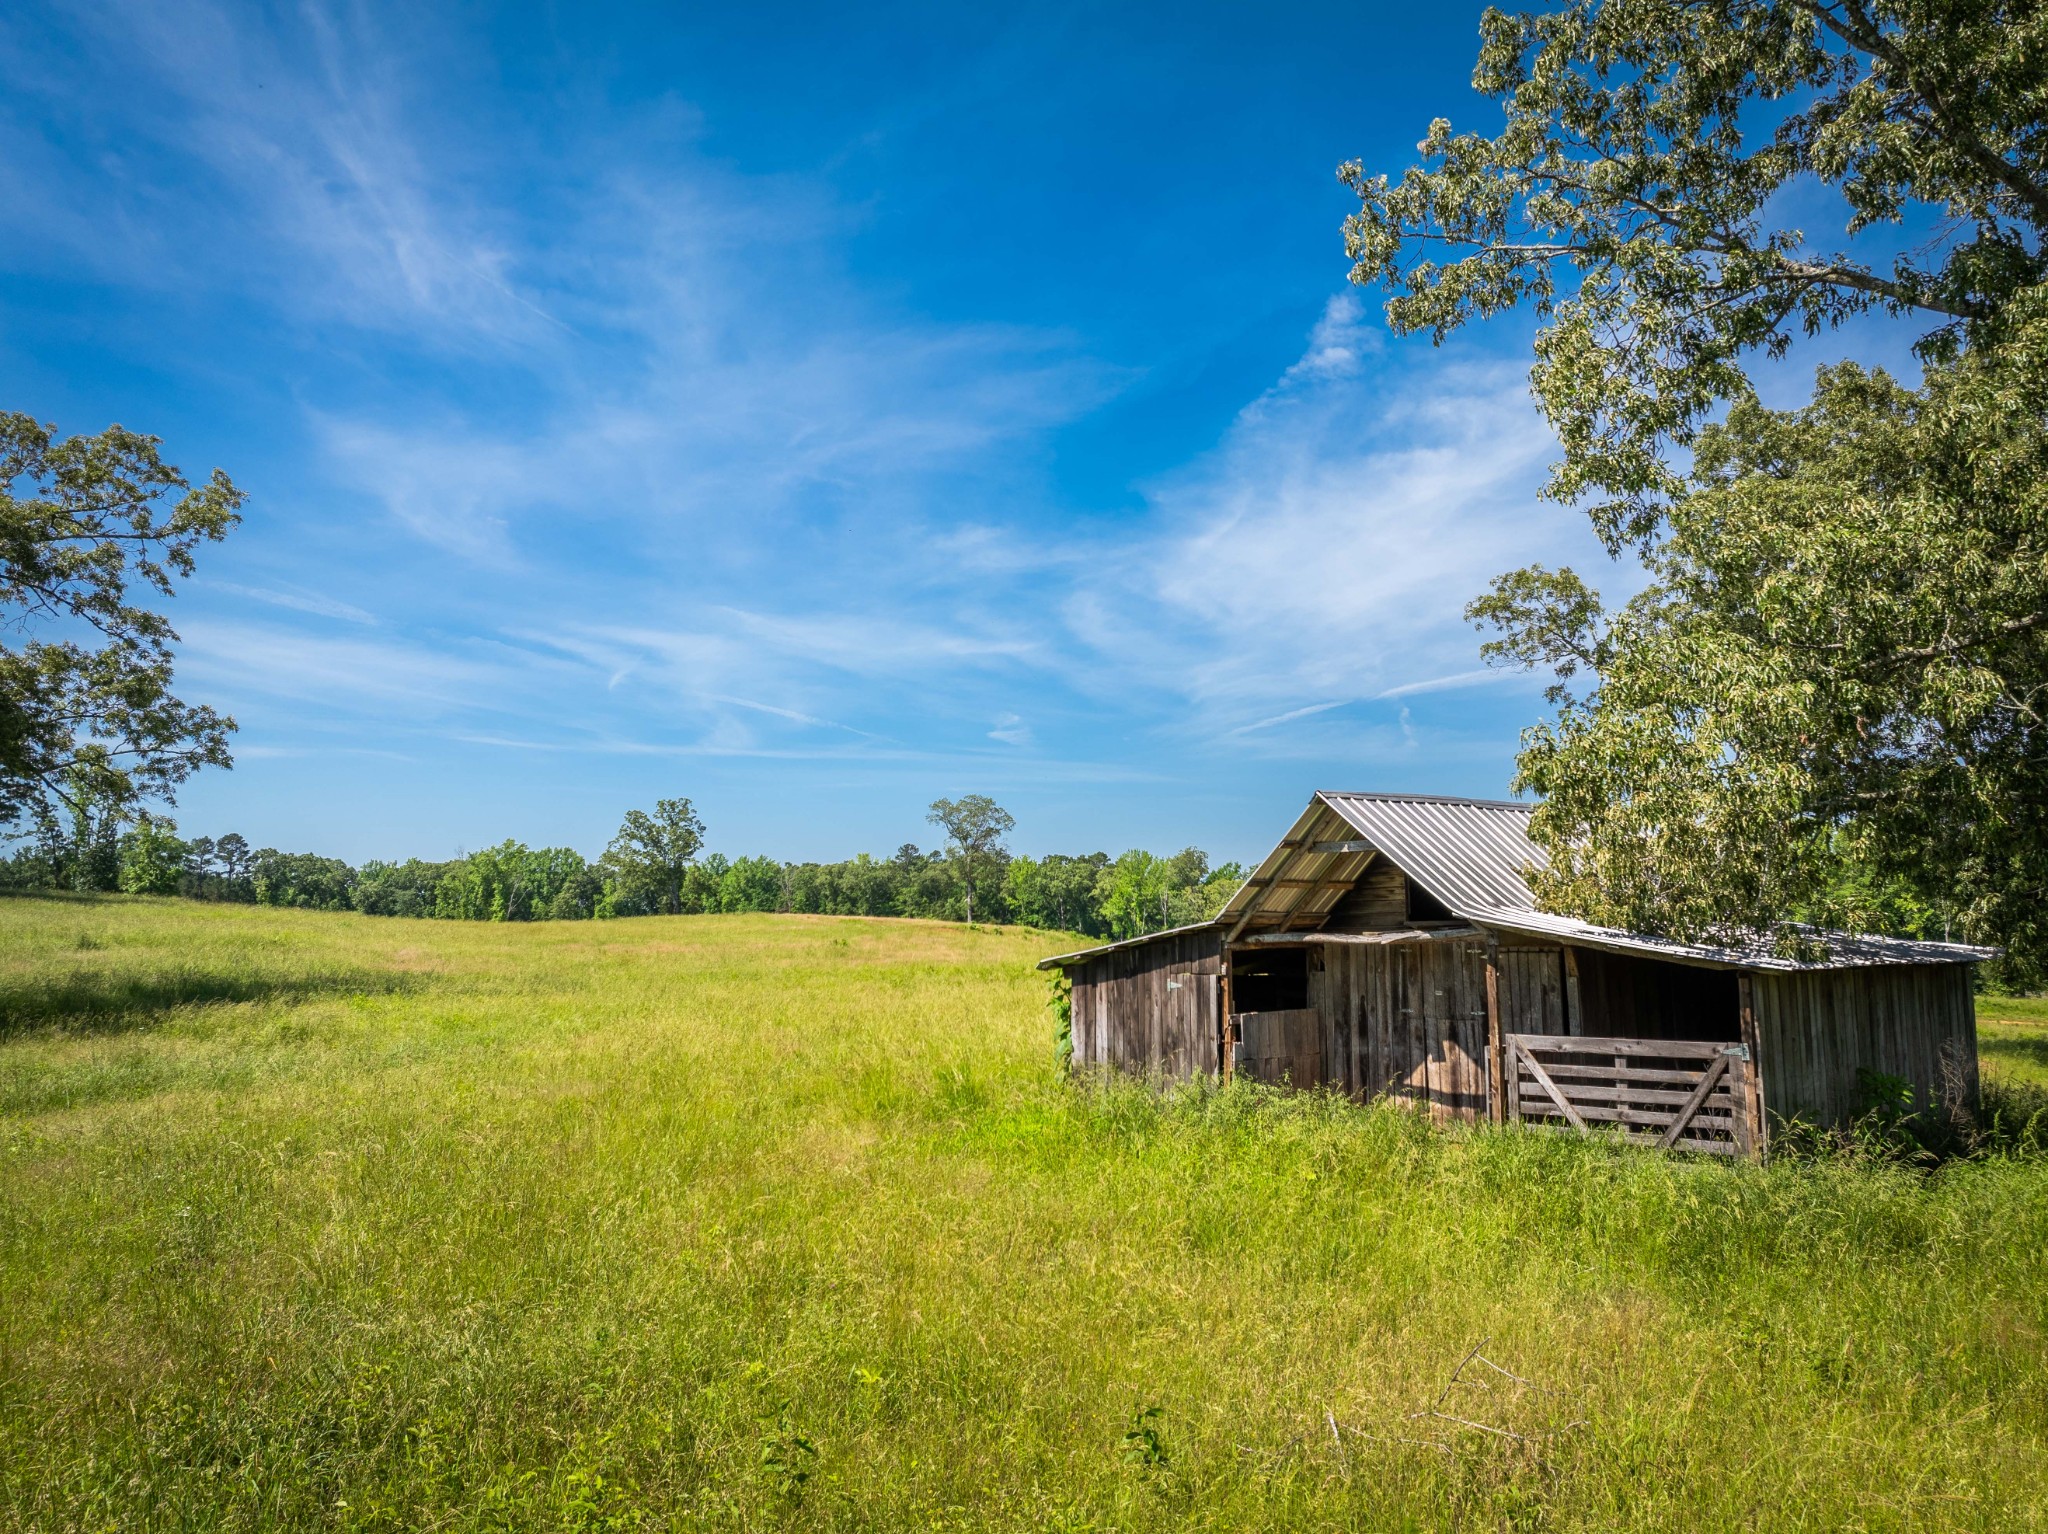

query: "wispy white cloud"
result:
(1, 5), (1120, 566)
(0, 3), (552, 343)
(1059, 309), (1599, 743)
(709, 695), (880, 738)
(1271, 294), (1378, 389)
(208, 581), (378, 625)
(1226, 699), (1350, 737)
(300, 178), (1118, 559)
(175, 620), (545, 712)
(1, 3), (1610, 826)
(233, 743), (417, 761)
(1375, 667), (1510, 700)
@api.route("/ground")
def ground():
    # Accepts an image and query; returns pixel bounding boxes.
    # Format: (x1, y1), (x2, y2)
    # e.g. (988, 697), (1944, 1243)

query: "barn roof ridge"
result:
(1315, 789), (1533, 812)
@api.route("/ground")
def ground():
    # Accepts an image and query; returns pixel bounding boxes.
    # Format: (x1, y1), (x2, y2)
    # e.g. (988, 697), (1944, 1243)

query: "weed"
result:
(1120, 1406), (1169, 1471)
(758, 1407), (817, 1500)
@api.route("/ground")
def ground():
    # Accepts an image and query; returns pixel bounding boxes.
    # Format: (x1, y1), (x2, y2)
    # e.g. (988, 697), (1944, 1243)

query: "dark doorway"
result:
(1405, 878), (1456, 923)
(1232, 947), (1309, 1012)
(1574, 949), (1741, 1041)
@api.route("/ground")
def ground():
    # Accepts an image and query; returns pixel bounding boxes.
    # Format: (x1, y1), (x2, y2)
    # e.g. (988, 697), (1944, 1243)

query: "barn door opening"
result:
(1229, 946), (1326, 1089)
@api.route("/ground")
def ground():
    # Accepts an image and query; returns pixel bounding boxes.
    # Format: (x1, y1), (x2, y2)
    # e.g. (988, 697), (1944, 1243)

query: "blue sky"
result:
(2, 0), (1630, 866)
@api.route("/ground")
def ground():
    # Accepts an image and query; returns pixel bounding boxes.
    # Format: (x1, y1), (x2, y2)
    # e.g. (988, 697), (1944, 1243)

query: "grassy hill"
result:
(2, 896), (2045, 1532)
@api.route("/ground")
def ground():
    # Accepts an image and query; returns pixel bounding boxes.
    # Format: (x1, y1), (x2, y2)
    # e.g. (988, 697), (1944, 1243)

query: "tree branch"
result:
(1791, 0), (2048, 231)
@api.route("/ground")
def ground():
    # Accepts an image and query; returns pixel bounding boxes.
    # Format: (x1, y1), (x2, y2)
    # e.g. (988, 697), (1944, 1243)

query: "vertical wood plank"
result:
(1737, 973), (1764, 1156)
(1411, 942), (1430, 1110)
(1564, 945), (1586, 1034)
(1485, 937), (1504, 1124)
(1219, 945), (1234, 1080)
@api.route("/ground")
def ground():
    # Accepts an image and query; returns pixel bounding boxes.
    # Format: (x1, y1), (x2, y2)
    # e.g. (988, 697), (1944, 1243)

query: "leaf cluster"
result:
(1344, 0), (2048, 547)
(0, 413), (241, 826)
(1473, 295), (2048, 969)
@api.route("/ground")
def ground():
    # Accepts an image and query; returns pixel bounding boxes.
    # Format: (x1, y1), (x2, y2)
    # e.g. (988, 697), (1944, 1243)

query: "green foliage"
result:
(1006, 851), (1112, 933)
(756, 1408), (817, 1501)
(717, 854), (784, 914)
(178, 832), (255, 903)
(1472, 326), (2048, 970)
(1119, 1405), (1170, 1471)
(1048, 969), (1073, 1069)
(1, 795), (1241, 936)
(430, 841), (593, 922)
(1, 897), (2045, 1528)
(251, 849), (356, 911)
(117, 814), (185, 896)
(19, 780), (127, 894)
(352, 857), (453, 918)
(927, 794), (1015, 923)
(599, 799), (705, 917)
(1343, 0), (2048, 548)
(0, 412), (240, 828)
(1096, 848), (1245, 940)
(1354, 0), (2048, 972)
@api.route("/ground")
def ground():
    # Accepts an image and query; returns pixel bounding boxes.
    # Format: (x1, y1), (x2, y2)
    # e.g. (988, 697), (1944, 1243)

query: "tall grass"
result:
(2, 894), (2045, 1531)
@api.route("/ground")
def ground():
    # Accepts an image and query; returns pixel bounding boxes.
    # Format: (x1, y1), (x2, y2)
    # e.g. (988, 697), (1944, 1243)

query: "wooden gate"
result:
(1505, 1035), (1756, 1156)
(1236, 1009), (1325, 1088)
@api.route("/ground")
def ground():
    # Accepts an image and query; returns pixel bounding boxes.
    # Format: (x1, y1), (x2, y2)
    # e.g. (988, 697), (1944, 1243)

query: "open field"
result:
(1978, 994), (2048, 1089)
(3, 896), (2047, 1532)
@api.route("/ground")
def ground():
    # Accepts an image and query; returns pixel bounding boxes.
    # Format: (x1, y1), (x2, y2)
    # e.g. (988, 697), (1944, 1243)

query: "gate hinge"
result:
(1722, 1044), (1751, 1061)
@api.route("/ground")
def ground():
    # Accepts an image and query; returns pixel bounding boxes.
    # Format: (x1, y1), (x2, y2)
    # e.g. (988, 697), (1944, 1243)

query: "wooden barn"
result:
(1041, 792), (1992, 1155)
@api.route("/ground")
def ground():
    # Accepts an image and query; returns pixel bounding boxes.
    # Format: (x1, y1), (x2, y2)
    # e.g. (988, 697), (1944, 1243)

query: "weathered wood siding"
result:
(1069, 928), (1224, 1081)
(1237, 1009), (1324, 1087)
(1751, 963), (1978, 1128)
(1321, 861), (1409, 932)
(1497, 945), (1568, 1037)
(1069, 922), (1980, 1146)
(1308, 936), (1492, 1120)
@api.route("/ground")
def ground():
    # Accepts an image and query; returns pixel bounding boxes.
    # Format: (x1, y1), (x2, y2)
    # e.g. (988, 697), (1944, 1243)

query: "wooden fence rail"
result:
(1505, 1034), (1755, 1156)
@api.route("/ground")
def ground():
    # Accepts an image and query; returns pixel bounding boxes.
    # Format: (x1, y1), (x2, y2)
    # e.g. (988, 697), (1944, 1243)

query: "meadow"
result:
(1977, 993), (2048, 1089)
(2, 895), (2046, 1533)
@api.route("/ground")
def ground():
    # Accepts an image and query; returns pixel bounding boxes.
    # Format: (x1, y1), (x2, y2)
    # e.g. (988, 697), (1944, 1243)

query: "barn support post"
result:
(1561, 945), (1582, 1036)
(1737, 974), (1766, 1159)
(1219, 946), (1235, 1082)
(1484, 936), (1504, 1124)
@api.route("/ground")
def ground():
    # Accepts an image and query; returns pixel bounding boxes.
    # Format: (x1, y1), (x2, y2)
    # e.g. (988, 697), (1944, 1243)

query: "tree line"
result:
(0, 790), (1244, 941)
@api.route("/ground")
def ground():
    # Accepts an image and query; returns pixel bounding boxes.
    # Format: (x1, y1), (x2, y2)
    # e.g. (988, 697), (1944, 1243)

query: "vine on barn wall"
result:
(1047, 969), (1072, 1070)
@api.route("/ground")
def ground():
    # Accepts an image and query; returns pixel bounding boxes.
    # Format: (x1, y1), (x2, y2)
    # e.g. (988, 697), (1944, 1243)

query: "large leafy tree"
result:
(2, 413), (241, 830)
(926, 794), (1014, 924)
(1345, 0), (2048, 973)
(601, 798), (707, 916)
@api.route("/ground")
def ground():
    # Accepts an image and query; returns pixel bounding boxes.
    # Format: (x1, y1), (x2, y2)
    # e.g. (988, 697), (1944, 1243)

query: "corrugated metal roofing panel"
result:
(1316, 791), (1543, 914)
(1036, 921), (1221, 970)
(1467, 907), (1998, 970)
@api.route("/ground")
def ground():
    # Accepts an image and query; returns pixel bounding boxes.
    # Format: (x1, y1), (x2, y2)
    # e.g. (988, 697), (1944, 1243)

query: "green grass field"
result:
(3, 896), (2046, 1532)
(1978, 993), (2048, 1089)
